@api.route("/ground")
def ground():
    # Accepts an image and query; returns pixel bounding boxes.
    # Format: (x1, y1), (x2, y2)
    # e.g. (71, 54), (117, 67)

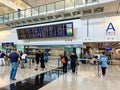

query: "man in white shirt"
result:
(21, 51), (27, 68)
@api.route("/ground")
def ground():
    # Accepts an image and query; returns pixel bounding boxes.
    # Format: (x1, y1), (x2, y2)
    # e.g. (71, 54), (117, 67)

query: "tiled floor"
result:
(0, 62), (120, 90)
(0, 60), (60, 88)
(39, 64), (120, 90)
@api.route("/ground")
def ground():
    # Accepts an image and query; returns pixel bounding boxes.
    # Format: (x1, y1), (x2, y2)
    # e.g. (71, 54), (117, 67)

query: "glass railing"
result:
(0, 0), (115, 23)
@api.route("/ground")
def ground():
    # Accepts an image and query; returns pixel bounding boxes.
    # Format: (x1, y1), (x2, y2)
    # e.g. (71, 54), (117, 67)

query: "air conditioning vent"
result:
(33, 18), (39, 22)
(47, 16), (53, 20)
(83, 9), (92, 15)
(64, 13), (71, 17)
(40, 18), (46, 21)
(72, 11), (81, 16)
(94, 7), (104, 13)
(55, 15), (62, 19)
(27, 20), (33, 23)
(21, 21), (26, 24)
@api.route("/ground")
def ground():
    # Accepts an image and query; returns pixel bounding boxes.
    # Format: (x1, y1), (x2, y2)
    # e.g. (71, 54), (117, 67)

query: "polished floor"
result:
(0, 61), (120, 90)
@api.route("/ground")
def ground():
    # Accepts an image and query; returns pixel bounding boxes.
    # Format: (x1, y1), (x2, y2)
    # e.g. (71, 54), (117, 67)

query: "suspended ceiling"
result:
(0, 0), (30, 15)
(0, 2), (15, 15)
(22, 0), (62, 7)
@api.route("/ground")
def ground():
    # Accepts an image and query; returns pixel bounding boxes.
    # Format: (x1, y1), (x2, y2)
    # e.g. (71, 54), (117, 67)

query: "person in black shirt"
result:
(35, 51), (41, 70)
(40, 51), (45, 70)
(8, 48), (20, 80)
(70, 51), (78, 74)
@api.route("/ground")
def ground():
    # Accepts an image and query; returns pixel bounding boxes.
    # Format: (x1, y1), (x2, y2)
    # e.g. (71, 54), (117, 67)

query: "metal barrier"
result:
(27, 55), (62, 69)
(77, 59), (120, 77)
(27, 55), (35, 68)
(48, 56), (62, 69)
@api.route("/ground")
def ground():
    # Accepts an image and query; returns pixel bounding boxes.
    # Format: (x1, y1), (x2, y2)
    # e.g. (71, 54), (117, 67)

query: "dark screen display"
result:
(34, 27), (39, 38)
(17, 22), (73, 39)
(48, 25), (54, 37)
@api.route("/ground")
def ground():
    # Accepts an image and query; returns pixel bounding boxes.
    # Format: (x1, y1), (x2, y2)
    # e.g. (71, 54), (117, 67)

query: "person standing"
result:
(21, 51), (27, 68)
(0, 51), (5, 66)
(61, 51), (68, 73)
(70, 51), (78, 74)
(8, 48), (20, 80)
(35, 51), (41, 70)
(100, 52), (108, 78)
(85, 52), (89, 63)
(45, 52), (49, 63)
(40, 51), (45, 70)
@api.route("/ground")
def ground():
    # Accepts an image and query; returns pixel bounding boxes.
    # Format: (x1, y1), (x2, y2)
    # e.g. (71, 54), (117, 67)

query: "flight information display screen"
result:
(17, 22), (73, 39)
(2, 42), (15, 49)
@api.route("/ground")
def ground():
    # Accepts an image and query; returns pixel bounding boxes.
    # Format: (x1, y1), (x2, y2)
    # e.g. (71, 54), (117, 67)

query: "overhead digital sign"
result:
(2, 42), (15, 49)
(17, 22), (73, 39)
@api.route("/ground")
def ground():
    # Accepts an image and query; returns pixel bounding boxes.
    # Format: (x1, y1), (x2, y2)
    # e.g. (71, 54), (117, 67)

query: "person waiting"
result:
(61, 51), (68, 73)
(35, 51), (41, 70)
(0, 51), (5, 66)
(70, 51), (78, 74)
(100, 52), (108, 79)
(85, 52), (90, 63)
(21, 51), (27, 68)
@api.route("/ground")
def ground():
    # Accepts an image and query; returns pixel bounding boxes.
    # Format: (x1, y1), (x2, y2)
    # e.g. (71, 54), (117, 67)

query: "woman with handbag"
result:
(61, 51), (68, 73)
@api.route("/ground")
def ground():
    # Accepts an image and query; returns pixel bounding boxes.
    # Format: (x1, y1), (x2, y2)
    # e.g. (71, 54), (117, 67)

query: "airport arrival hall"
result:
(0, 0), (120, 90)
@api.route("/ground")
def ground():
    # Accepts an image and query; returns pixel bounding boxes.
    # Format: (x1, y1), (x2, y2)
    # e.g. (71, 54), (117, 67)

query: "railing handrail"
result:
(0, 0), (115, 23)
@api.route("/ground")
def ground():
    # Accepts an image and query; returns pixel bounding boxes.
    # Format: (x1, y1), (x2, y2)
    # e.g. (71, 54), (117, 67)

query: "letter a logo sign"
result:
(106, 22), (116, 35)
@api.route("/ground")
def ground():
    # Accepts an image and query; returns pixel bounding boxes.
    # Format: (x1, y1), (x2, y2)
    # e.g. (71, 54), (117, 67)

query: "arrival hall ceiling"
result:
(22, 0), (63, 7)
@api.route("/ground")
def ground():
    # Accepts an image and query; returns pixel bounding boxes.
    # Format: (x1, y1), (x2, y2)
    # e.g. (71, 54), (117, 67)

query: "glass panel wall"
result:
(20, 10), (25, 19)
(9, 13), (13, 21)
(4, 14), (9, 22)
(75, 0), (85, 8)
(14, 12), (18, 20)
(25, 8), (31, 17)
(0, 15), (3, 23)
(39, 5), (46, 15)
(32, 7), (38, 16)
(65, 0), (74, 9)
(55, 1), (65, 11)
(47, 3), (54, 13)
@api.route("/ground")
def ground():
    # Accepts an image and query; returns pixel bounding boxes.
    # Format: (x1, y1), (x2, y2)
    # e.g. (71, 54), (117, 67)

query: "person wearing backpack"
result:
(70, 51), (78, 74)
(100, 52), (108, 79)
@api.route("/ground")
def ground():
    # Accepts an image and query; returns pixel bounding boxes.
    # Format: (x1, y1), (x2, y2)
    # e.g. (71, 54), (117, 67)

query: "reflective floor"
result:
(39, 64), (120, 90)
(0, 69), (63, 90)
(0, 62), (120, 90)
